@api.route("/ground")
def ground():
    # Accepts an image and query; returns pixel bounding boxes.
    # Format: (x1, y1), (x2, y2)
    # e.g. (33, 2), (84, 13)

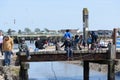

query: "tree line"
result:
(0, 27), (58, 35)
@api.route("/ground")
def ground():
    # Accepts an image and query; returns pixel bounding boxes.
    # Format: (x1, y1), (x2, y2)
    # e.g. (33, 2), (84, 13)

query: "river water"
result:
(14, 41), (120, 80)
(28, 62), (120, 80)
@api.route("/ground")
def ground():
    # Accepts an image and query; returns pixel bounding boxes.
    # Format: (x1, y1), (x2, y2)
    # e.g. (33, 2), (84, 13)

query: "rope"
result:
(51, 62), (57, 80)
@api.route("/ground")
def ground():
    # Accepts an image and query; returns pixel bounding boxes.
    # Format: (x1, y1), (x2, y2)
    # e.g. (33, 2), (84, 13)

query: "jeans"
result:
(65, 47), (73, 58)
(26, 50), (30, 58)
(4, 51), (12, 66)
(34, 48), (39, 52)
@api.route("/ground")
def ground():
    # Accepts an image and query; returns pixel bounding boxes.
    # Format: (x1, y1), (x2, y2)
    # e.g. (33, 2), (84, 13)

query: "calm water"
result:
(29, 62), (107, 80)
(14, 41), (120, 80)
(28, 62), (120, 80)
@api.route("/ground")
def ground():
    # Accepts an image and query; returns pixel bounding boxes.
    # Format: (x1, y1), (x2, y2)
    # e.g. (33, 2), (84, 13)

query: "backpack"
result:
(87, 38), (92, 44)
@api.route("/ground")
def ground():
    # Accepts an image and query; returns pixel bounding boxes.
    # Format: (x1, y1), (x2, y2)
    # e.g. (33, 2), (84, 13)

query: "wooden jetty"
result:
(17, 28), (119, 80)
(18, 46), (120, 80)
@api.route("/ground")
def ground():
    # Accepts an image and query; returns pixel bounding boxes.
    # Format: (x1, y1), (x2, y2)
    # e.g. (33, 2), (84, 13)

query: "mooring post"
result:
(83, 8), (89, 44)
(83, 61), (89, 80)
(19, 62), (29, 80)
(107, 28), (117, 80)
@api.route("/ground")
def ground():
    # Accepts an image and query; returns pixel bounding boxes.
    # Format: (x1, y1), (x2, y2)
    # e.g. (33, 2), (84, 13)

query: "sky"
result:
(0, 0), (120, 32)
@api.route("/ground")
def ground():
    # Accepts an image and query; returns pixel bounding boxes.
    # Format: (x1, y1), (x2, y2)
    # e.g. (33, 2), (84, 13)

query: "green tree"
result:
(44, 28), (49, 32)
(34, 28), (40, 33)
(24, 28), (31, 34)
(7, 28), (12, 35)
(18, 29), (22, 34)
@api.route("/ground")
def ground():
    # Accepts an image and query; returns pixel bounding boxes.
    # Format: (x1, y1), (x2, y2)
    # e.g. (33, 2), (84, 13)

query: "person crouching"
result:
(18, 38), (31, 60)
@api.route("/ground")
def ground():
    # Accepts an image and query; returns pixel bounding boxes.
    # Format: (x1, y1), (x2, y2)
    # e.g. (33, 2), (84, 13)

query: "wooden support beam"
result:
(18, 50), (109, 62)
(87, 60), (118, 64)
(108, 60), (115, 80)
(108, 43), (116, 59)
(83, 61), (89, 80)
(107, 33), (116, 80)
(19, 62), (29, 80)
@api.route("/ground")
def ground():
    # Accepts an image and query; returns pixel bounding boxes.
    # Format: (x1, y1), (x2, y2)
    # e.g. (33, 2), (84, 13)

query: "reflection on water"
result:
(28, 62), (120, 80)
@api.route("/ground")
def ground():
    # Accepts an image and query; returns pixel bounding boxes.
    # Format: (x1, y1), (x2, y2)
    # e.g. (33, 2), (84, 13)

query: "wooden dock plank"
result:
(18, 50), (108, 62)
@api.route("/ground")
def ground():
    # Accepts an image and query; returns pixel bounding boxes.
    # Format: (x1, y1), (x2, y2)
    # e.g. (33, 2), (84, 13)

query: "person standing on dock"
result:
(2, 35), (14, 66)
(73, 34), (80, 50)
(63, 29), (72, 40)
(87, 35), (92, 50)
(34, 37), (41, 52)
(0, 31), (3, 56)
(91, 31), (98, 43)
(61, 37), (73, 60)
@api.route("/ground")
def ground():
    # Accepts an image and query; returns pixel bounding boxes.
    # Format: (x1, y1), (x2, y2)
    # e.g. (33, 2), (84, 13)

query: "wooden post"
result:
(113, 28), (117, 45)
(83, 61), (89, 80)
(108, 60), (115, 80)
(107, 44), (115, 80)
(107, 28), (116, 80)
(108, 43), (116, 59)
(19, 62), (29, 80)
(83, 8), (89, 43)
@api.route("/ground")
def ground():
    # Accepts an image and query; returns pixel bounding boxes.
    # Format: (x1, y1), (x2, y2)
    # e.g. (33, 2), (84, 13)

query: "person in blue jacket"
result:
(63, 29), (72, 39)
(61, 37), (73, 60)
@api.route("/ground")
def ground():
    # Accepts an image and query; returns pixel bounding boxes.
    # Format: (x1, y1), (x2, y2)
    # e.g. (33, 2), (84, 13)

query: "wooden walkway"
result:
(15, 20), (119, 80)
(18, 49), (120, 62)
(17, 43), (119, 80)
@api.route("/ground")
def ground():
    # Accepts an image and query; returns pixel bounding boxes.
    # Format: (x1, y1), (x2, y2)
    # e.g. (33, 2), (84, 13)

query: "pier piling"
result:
(83, 61), (89, 80)
(19, 62), (29, 80)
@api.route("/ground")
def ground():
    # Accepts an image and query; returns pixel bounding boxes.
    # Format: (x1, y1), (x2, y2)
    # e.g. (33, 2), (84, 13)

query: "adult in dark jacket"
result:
(35, 38), (45, 49)
(91, 31), (98, 43)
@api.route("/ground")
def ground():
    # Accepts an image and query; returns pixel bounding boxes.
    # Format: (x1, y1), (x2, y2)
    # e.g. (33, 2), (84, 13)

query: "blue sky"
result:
(0, 0), (120, 31)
